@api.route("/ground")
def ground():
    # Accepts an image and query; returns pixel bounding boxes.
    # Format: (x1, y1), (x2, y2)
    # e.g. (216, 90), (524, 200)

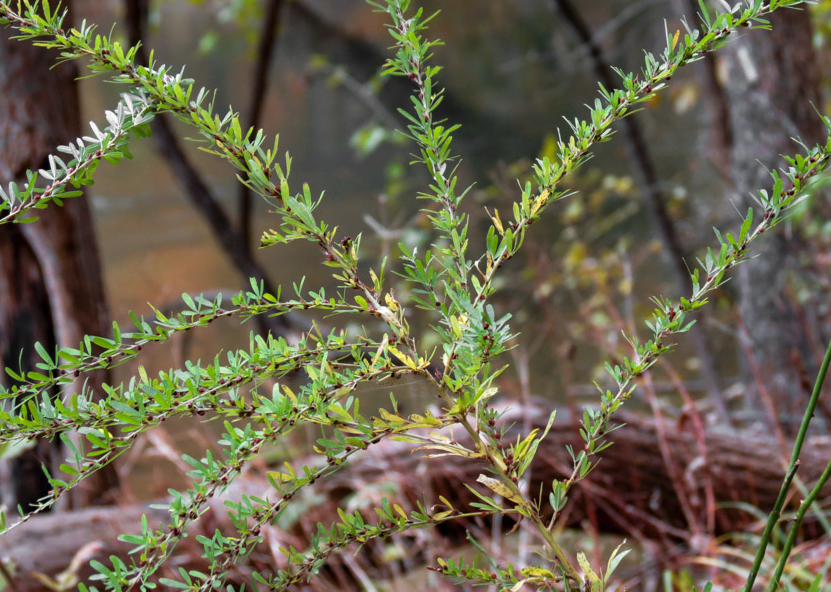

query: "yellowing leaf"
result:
(530, 188), (550, 217)
(577, 552), (601, 584)
(327, 403), (353, 422)
(422, 410), (443, 425)
(492, 209), (504, 234)
(379, 407), (404, 424)
(413, 443), (481, 458)
(476, 475), (525, 505)
(514, 428), (540, 459)
(266, 471), (293, 484)
(282, 385), (297, 402)
(402, 411), (443, 429)
(520, 566), (555, 579)
(427, 431), (452, 443)
(393, 504), (408, 519)
(387, 346), (417, 370)
(371, 333), (389, 367)
(672, 29), (681, 51)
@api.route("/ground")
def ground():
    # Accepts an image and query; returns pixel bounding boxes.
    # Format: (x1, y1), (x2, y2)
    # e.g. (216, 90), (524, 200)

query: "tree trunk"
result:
(0, 0), (119, 509)
(0, 227), (57, 510)
(721, 11), (828, 420)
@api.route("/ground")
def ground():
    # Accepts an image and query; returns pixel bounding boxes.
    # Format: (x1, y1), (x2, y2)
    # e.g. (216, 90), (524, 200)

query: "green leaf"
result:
(34, 341), (53, 366)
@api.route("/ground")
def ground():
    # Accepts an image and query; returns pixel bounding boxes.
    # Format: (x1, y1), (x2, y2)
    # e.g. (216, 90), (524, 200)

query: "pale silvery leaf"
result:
(52, 155), (67, 171)
(194, 86), (209, 107)
(47, 154), (64, 179)
(105, 109), (121, 129)
(90, 120), (104, 141)
(57, 142), (81, 160)
(715, 0), (741, 12)
(134, 112), (154, 126)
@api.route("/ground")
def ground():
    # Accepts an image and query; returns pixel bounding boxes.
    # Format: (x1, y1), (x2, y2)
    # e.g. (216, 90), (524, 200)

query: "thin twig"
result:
(237, 0), (285, 252)
(642, 372), (702, 538)
(660, 359), (717, 536)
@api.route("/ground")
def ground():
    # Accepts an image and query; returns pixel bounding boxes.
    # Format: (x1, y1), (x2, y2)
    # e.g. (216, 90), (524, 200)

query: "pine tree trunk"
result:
(0, 0), (119, 509)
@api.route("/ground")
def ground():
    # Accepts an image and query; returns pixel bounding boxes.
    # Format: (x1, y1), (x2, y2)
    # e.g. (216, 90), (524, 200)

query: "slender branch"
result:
(552, 0), (727, 421)
(192, 426), (397, 592)
(0, 94), (153, 224)
(0, 292), (366, 408)
(769, 450), (831, 590)
(473, 2), (807, 306)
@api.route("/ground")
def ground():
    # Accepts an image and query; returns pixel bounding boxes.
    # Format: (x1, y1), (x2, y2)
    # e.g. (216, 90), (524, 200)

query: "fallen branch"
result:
(4, 407), (829, 590)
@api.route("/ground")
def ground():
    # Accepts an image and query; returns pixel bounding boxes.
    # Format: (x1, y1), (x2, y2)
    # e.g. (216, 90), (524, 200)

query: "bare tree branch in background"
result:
(551, 0), (728, 422)
(123, 0), (294, 335)
(237, 0), (286, 254)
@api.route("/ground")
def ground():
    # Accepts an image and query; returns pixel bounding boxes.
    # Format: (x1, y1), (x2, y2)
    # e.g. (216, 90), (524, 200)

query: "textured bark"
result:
(720, 11), (828, 415)
(0, 227), (56, 510)
(0, 1), (119, 508)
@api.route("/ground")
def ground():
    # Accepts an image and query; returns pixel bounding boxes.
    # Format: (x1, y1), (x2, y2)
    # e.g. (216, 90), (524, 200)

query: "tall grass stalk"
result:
(744, 337), (831, 591)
